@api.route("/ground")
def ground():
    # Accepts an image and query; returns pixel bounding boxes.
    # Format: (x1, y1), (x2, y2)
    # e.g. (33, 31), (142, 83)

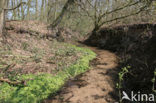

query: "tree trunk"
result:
(0, 0), (26, 37)
(26, 0), (32, 20)
(17, 0), (20, 19)
(35, 0), (38, 20)
(21, 0), (25, 20)
(12, 0), (17, 20)
(50, 0), (75, 28)
(47, 0), (53, 23)
(0, 10), (4, 37)
(40, 0), (45, 21)
(0, 0), (5, 37)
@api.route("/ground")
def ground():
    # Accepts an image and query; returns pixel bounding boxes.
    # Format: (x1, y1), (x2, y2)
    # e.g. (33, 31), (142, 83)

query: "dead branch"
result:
(0, 78), (26, 86)
(3, 63), (16, 72)
(4, 2), (26, 11)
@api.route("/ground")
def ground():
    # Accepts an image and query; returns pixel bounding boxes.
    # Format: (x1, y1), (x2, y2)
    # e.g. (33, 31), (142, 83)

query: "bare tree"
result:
(0, 1), (26, 37)
(26, 0), (32, 20)
(35, 0), (38, 20)
(0, 0), (6, 37)
(40, 0), (45, 21)
(50, 0), (76, 28)
(75, 0), (154, 34)
(48, 0), (155, 34)
(21, 0), (25, 20)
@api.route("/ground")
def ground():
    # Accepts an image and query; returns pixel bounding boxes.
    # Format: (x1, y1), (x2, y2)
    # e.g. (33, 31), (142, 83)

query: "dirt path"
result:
(43, 46), (119, 103)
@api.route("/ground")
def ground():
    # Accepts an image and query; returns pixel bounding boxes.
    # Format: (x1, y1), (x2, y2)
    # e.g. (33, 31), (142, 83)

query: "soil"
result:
(0, 21), (84, 80)
(43, 46), (119, 103)
(5, 21), (83, 42)
(3, 21), (156, 103)
(85, 23), (156, 92)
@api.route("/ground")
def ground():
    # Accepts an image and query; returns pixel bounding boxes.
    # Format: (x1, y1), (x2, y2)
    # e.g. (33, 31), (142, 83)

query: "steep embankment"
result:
(43, 46), (119, 103)
(85, 23), (156, 98)
(0, 21), (96, 103)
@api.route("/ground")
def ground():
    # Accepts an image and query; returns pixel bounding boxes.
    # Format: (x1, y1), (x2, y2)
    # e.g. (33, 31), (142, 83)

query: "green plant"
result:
(152, 68), (156, 93)
(117, 66), (130, 103)
(21, 42), (30, 50)
(32, 54), (42, 63)
(30, 47), (40, 54)
(0, 44), (96, 103)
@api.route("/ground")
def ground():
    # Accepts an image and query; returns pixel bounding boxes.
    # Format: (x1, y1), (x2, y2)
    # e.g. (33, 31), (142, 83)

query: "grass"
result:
(0, 44), (96, 103)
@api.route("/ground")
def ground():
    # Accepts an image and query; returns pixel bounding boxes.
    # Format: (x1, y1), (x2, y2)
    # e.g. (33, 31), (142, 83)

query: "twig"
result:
(98, 1), (140, 22)
(99, 5), (148, 27)
(4, 2), (26, 11)
(0, 78), (26, 86)
(3, 63), (16, 72)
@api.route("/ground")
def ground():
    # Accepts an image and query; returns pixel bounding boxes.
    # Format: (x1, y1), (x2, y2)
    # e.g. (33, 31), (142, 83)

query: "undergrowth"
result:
(0, 44), (96, 103)
(117, 67), (156, 103)
(117, 66), (130, 103)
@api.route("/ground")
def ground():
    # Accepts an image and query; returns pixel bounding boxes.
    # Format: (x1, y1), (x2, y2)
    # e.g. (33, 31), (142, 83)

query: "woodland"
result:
(0, 0), (156, 103)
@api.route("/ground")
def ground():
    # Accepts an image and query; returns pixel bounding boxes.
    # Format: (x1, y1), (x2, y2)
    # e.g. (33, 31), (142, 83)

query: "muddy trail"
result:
(43, 45), (119, 103)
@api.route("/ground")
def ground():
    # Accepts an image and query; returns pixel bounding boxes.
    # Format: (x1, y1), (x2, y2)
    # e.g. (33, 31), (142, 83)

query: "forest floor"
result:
(43, 46), (119, 103)
(0, 21), (120, 103)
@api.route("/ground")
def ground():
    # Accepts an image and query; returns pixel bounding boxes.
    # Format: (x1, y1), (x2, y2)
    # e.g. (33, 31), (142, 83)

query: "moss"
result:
(0, 44), (96, 103)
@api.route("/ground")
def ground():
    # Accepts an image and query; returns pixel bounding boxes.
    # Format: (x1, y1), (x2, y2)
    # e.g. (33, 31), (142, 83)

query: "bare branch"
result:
(98, 1), (140, 22)
(99, 5), (148, 27)
(86, 0), (94, 8)
(75, 1), (94, 20)
(4, 2), (26, 11)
